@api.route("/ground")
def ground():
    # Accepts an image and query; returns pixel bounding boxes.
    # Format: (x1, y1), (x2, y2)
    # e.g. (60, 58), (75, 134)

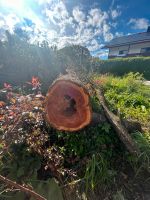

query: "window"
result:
(119, 50), (128, 55)
(141, 47), (150, 53)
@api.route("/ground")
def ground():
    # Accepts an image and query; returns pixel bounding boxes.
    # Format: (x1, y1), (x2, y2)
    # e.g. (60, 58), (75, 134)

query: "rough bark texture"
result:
(91, 113), (142, 133)
(45, 74), (92, 131)
(95, 88), (140, 155)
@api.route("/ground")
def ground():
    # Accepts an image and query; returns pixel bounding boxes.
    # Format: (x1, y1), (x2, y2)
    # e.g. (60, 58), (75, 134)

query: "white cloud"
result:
(87, 8), (108, 27)
(85, 8), (114, 43)
(95, 49), (109, 59)
(115, 32), (123, 37)
(0, 1), (115, 52)
(72, 7), (85, 23)
(0, 13), (20, 33)
(128, 18), (149, 30)
(0, 19), (5, 28)
(33, 4), (114, 50)
(29, 27), (58, 45)
(111, 22), (117, 28)
(35, 0), (53, 5)
(42, 3), (109, 49)
(103, 32), (113, 42)
(88, 39), (103, 51)
(102, 23), (113, 42)
(111, 9), (121, 19)
(44, 1), (70, 23)
(44, 1), (73, 34)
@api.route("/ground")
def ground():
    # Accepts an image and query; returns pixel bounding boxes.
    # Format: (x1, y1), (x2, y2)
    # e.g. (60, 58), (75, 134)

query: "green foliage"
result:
(113, 191), (125, 200)
(58, 45), (91, 72)
(6, 178), (63, 200)
(0, 33), (91, 91)
(0, 72), (150, 199)
(93, 72), (150, 182)
(127, 131), (150, 173)
(92, 57), (150, 80)
(0, 32), (66, 91)
(56, 124), (122, 161)
(94, 73), (150, 125)
(84, 153), (116, 192)
(0, 143), (42, 182)
(132, 131), (150, 153)
(0, 84), (125, 197)
(90, 95), (102, 112)
(30, 178), (63, 200)
(55, 125), (123, 192)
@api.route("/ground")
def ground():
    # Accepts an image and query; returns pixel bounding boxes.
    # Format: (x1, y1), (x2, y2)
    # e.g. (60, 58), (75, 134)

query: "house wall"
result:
(109, 41), (150, 57)
(129, 41), (150, 54)
(109, 45), (129, 56)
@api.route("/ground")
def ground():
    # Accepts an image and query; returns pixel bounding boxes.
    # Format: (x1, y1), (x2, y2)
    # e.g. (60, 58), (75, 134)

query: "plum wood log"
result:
(45, 74), (92, 131)
(45, 74), (140, 155)
(45, 74), (141, 132)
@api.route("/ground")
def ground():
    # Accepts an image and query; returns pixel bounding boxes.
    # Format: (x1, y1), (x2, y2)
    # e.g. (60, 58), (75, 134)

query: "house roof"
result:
(103, 32), (150, 48)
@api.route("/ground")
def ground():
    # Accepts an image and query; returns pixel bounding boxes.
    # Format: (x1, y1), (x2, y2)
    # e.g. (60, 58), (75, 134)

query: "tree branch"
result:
(0, 175), (46, 200)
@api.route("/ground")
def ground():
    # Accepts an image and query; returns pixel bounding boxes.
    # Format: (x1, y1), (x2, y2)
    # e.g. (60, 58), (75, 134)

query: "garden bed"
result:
(0, 73), (150, 200)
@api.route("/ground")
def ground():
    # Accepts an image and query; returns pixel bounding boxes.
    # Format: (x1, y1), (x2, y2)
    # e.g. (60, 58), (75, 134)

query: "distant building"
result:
(103, 26), (150, 58)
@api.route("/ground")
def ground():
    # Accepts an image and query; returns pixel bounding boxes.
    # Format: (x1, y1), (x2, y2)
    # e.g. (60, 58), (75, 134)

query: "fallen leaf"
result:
(0, 101), (5, 108)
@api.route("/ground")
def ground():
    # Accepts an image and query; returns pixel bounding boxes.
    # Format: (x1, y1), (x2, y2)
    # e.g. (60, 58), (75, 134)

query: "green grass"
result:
(93, 72), (150, 175)
(93, 72), (150, 126)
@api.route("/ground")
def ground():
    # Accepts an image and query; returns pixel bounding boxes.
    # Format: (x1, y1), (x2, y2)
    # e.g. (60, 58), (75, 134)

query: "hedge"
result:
(93, 57), (150, 80)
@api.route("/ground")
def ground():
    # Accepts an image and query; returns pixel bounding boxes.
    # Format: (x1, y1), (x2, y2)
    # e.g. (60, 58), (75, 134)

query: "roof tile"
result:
(104, 32), (150, 47)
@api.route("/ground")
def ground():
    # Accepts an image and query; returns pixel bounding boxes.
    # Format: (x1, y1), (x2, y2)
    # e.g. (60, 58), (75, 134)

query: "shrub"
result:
(92, 57), (150, 80)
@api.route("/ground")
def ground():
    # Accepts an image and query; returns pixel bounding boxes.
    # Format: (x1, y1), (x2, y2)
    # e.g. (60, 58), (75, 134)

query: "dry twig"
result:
(0, 175), (46, 200)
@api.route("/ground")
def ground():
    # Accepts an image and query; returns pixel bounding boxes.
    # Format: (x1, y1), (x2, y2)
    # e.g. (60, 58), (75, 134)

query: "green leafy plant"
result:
(92, 56), (150, 80)
(0, 143), (42, 182)
(0, 73), (149, 199)
(94, 73), (150, 125)
(84, 153), (116, 192)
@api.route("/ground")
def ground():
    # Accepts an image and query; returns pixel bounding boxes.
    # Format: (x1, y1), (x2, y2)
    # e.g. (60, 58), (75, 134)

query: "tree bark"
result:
(91, 112), (142, 133)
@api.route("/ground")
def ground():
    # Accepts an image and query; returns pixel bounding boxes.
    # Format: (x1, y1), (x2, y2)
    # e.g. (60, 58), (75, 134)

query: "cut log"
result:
(45, 74), (92, 131)
(45, 74), (140, 155)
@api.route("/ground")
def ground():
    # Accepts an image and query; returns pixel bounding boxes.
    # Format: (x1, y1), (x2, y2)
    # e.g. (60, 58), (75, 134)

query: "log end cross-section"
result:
(45, 79), (92, 131)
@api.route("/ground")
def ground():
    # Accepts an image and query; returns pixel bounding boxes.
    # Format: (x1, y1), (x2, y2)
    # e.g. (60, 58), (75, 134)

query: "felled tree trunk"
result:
(45, 73), (92, 131)
(91, 112), (142, 133)
(45, 74), (140, 155)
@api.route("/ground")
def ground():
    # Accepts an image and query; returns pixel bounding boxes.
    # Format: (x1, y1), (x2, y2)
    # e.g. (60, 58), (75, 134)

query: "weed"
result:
(113, 190), (125, 200)
(84, 153), (117, 192)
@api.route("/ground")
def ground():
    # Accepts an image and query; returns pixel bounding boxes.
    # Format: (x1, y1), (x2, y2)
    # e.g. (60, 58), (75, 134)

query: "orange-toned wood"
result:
(45, 74), (92, 131)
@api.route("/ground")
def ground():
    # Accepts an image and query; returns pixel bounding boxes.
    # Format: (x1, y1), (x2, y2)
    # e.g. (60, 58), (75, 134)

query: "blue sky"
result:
(0, 0), (149, 59)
